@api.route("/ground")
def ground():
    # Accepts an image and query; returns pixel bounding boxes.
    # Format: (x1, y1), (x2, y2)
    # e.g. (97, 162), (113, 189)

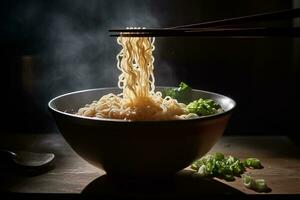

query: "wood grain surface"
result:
(0, 133), (299, 197)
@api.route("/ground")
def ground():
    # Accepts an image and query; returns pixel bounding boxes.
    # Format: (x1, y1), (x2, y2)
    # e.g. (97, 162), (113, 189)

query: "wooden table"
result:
(0, 133), (299, 198)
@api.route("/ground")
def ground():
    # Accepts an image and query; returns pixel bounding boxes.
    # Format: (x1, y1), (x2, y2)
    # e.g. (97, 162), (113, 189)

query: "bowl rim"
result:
(48, 87), (236, 123)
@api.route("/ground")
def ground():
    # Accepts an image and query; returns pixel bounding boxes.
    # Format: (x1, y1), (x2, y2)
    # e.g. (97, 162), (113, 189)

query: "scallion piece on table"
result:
(243, 158), (262, 169)
(241, 174), (256, 189)
(242, 174), (269, 192)
(191, 153), (269, 192)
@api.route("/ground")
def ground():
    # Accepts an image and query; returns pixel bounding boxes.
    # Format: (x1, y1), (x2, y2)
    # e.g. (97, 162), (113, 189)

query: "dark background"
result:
(0, 0), (299, 137)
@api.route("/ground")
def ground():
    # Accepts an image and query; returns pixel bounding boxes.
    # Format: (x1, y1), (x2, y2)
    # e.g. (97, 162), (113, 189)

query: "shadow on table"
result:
(82, 170), (244, 198)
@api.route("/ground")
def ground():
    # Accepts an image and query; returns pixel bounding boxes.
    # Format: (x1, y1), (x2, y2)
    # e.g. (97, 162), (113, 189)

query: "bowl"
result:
(48, 87), (236, 179)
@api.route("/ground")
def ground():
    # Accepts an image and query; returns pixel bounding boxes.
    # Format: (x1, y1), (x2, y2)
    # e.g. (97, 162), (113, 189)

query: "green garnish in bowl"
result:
(162, 82), (222, 116)
(162, 82), (192, 103)
(186, 98), (221, 116)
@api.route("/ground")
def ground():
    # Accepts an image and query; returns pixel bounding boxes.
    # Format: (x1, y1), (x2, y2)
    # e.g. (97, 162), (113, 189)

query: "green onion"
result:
(242, 175), (268, 192)
(191, 153), (245, 178)
(186, 98), (221, 116)
(161, 82), (192, 103)
(243, 158), (262, 169)
(214, 152), (225, 160)
(224, 174), (235, 181)
(255, 179), (268, 192)
(197, 165), (207, 176)
(191, 153), (269, 192)
(241, 174), (255, 189)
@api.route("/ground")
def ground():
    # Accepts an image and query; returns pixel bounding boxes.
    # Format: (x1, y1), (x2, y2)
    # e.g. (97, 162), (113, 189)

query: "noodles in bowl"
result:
(48, 30), (236, 178)
(77, 35), (193, 121)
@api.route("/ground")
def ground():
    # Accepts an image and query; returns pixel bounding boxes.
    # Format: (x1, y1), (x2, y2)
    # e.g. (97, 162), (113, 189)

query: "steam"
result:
(18, 0), (179, 131)
(43, 0), (163, 96)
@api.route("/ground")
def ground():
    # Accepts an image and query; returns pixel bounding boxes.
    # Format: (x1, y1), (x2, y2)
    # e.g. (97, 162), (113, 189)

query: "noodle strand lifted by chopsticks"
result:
(77, 36), (187, 121)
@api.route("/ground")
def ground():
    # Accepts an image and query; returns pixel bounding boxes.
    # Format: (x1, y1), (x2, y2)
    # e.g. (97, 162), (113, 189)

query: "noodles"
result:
(77, 35), (188, 121)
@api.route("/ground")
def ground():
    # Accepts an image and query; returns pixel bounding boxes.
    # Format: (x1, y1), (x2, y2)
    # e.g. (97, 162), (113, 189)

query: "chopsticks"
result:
(109, 27), (300, 38)
(109, 8), (300, 37)
(166, 8), (300, 29)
